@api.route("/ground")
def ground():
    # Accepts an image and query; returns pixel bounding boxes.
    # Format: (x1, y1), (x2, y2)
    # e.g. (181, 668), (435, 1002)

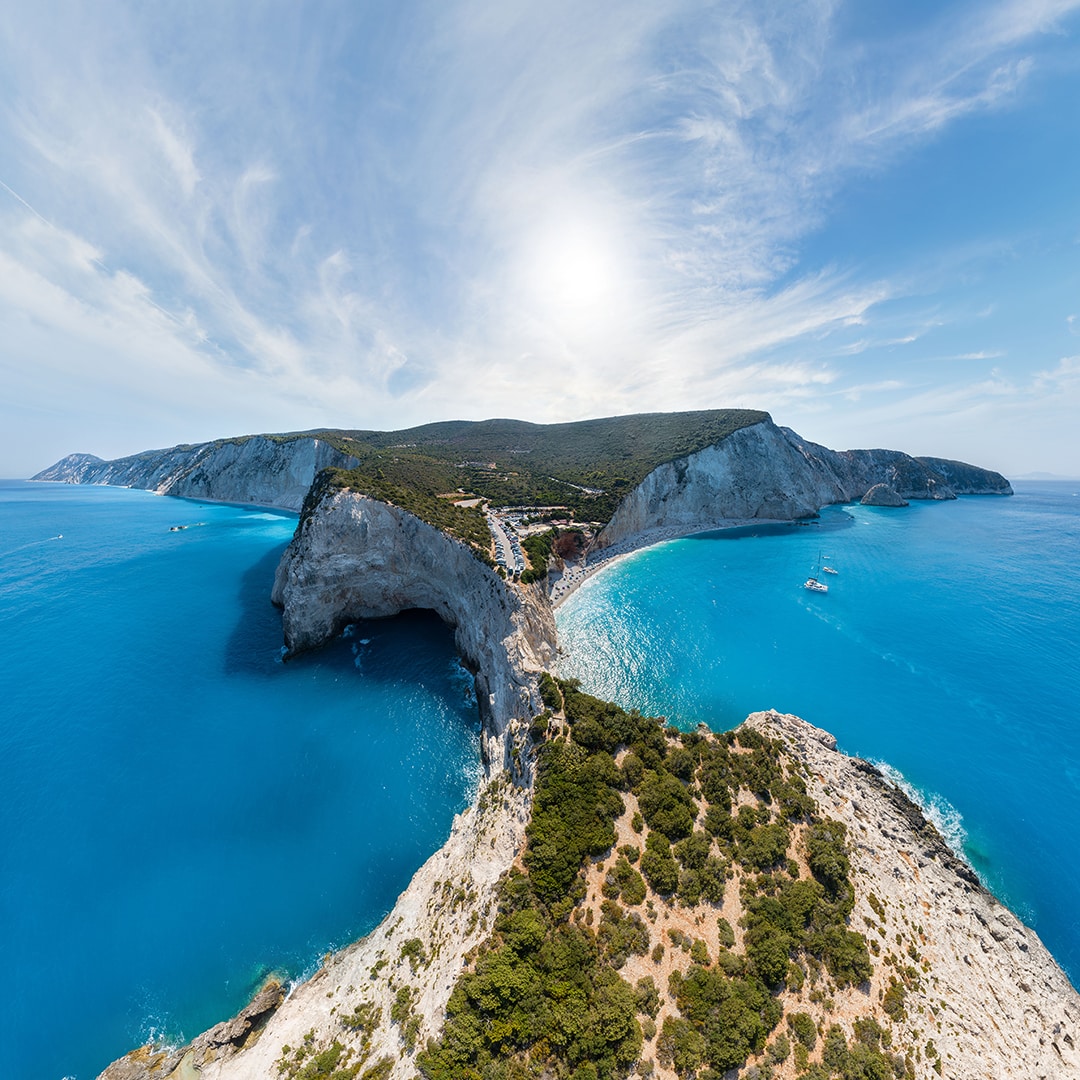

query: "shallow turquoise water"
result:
(557, 483), (1080, 982)
(0, 481), (481, 1080)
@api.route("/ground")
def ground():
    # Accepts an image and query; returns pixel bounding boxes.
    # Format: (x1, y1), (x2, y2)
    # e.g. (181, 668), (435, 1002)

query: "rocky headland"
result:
(593, 419), (1010, 551)
(270, 485), (556, 770)
(860, 483), (909, 507)
(35, 411), (1058, 1080)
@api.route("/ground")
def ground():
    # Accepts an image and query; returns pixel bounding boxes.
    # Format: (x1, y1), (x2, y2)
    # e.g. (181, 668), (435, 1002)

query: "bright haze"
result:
(3, 1), (1079, 478)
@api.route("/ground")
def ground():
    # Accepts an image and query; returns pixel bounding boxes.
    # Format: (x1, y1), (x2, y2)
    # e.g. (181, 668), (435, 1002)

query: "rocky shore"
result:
(746, 711), (1080, 1080)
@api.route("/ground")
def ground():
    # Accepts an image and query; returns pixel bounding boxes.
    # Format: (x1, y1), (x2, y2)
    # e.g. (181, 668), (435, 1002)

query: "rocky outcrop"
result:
(159, 775), (530, 1080)
(31, 436), (359, 512)
(101, 979), (285, 1080)
(918, 455), (1015, 495)
(861, 482), (909, 507)
(596, 417), (1011, 549)
(747, 711), (1080, 1079)
(271, 488), (556, 766)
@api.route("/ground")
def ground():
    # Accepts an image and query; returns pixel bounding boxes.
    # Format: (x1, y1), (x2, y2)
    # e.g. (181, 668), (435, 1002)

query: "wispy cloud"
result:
(1, 0), (1078, 473)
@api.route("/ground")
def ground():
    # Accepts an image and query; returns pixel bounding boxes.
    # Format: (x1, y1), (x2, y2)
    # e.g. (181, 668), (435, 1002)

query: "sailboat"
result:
(804, 551), (829, 593)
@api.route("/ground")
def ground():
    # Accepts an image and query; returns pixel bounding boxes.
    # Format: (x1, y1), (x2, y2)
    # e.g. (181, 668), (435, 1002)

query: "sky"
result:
(2, 0), (1079, 478)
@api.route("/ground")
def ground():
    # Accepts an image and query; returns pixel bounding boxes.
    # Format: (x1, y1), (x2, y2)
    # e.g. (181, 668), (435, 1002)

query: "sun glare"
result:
(518, 213), (634, 332)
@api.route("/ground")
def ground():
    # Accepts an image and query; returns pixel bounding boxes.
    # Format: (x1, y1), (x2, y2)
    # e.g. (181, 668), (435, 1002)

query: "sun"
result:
(515, 208), (633, 333)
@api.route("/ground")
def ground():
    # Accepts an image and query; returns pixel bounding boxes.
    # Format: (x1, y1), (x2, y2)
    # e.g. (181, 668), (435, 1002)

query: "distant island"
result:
(38, 411), (1074, 1080)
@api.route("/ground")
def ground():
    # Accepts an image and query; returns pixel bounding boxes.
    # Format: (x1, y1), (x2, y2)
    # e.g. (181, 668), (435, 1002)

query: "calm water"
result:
(558, 483), (1080, 982)
(0, 481), (482, 1080)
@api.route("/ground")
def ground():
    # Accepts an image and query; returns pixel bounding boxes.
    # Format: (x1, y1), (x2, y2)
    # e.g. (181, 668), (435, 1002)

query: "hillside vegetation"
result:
(292, 411), (767, 551)
(416, 678), (919, 1080)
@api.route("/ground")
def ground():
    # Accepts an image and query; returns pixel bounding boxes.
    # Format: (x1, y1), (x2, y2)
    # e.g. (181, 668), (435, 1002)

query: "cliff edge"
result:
(747, 711), (1080, 1079)
(595, 418), (1011, 551)
(271, 485), (556, 767)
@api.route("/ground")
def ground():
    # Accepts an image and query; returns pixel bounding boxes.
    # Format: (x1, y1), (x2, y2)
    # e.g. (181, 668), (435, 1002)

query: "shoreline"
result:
(549, 516), (797, 607)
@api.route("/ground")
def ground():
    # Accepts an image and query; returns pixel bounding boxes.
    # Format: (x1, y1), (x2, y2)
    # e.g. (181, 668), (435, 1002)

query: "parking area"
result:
(486, 510), (525, 576)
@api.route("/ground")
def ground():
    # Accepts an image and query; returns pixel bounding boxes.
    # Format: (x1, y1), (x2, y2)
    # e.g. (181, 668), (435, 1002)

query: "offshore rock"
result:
(31, 435), (358, 512)
(861, 482), (909, 506)
(100, 979), (284, 1080)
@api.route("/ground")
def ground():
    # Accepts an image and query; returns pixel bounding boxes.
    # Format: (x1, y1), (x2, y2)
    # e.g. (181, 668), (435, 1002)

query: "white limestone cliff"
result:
(31, 435), (358, 512)
(270, 488), (556, 766)
(595, 419), (1012, 551)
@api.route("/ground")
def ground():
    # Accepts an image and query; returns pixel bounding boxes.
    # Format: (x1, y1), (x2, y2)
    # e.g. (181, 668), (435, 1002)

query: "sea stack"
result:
(861, 482), (910, 507)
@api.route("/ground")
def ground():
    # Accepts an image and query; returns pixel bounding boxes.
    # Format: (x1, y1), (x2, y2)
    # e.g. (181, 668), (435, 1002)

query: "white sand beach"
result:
(549, 517), (796, 607)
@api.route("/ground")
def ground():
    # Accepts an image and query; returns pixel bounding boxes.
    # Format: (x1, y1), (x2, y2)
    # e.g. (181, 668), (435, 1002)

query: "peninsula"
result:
(37, 410), (1068, 1080)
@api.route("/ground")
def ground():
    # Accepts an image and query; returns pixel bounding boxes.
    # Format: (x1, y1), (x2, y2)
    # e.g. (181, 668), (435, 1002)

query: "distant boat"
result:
(822, 566), (838, 575)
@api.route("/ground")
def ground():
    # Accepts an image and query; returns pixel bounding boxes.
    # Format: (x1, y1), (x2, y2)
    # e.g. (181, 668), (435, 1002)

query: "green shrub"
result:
(640, 832), (679, 895)
(597, 900), (650, 968)
(637, 771), (696, 840)
(524, 742), (623, 904)
(538, 673), (563, 711)
(634, 976), (660, 1018)
(787, 1011), (817, 1050)
(767, 1033), (790, 1064)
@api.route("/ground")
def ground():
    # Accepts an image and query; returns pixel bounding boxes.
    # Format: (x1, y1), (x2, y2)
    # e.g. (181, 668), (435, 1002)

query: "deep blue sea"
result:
(558, 483), (1080, 983)
(0, 481), (482, 1080)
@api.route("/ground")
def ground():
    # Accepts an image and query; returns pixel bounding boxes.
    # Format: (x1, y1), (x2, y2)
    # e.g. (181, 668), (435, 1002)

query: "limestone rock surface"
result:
(596, 418), (1012, 549)
(271, 488), (556, 765)
(748, 710), (1080, 1080)
(861, 482), (910, 506)
(31, 436), (358, 512)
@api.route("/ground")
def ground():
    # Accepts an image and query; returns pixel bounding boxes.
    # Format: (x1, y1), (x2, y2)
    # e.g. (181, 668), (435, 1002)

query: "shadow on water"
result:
(223, 543), (292, 676)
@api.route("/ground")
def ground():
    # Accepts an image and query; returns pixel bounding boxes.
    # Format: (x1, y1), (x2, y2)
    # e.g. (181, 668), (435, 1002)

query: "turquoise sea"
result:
(0, 481), (482, 1080)
(6, 479), (1079, 1079)
(557, 482), (1080, 984)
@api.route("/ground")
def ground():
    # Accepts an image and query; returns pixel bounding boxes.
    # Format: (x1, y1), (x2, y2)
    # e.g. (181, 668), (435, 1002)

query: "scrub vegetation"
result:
(416, 679), (910, 1080)
(289, 410), (766, 557)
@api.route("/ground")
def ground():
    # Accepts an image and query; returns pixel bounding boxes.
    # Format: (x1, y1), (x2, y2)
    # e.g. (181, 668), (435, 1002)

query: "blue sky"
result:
(2, 0), (1079, 477)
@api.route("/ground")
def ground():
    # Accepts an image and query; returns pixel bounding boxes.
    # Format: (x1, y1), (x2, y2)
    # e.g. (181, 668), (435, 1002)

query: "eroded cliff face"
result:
(31, 436), (358, 512)
(271, 488), (556, 765)
(596, 420), (849, 548)
(596, 418), (1012, 550)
